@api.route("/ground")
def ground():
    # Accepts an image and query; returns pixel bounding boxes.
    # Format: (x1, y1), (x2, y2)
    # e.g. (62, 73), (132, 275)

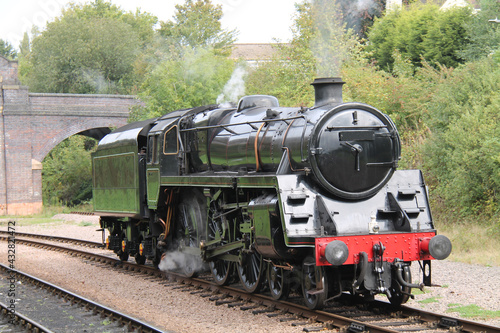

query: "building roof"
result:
(441, 0), (479, 10)
(230, 43), (281, 61)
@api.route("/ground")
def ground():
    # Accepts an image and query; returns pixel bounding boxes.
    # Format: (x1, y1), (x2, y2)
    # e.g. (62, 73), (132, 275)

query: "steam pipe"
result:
(352, 251), (368, 291)
(395, 262), (424, 290)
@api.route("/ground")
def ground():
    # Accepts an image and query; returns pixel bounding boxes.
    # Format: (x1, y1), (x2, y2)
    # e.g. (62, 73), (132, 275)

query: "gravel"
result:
(0, 214), (499, 332)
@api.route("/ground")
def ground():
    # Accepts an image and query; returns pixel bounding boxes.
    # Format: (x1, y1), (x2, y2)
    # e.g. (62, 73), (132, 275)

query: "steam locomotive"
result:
(92, 78), (451, 309)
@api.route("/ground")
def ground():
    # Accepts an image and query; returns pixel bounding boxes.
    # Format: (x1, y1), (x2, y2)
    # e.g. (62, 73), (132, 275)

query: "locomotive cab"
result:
(145, 119), (180, 209)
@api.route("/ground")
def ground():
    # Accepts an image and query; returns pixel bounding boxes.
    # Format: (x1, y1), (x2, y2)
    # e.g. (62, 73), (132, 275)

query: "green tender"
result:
(92, 149), (140, 215)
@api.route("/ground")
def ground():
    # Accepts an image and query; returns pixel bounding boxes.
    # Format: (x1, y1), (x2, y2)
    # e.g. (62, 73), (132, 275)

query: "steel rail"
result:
(0, 300), (56, 333)
(398, 302), (500, 333)
(0, 263), (164, 333)
(0, 230), (103, 248)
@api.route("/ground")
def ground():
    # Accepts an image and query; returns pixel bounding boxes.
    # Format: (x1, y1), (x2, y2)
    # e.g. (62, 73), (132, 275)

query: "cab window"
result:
(147, 134), (160, 164)
(163, 126), (179, 155)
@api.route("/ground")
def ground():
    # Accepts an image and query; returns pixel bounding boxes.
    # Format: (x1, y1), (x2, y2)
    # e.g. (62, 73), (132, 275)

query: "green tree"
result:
(458, 0), (500, 62)
(133, 0), (237, 120)
(42, 136), (97, 206)
(158, 0), (236, 56)
(247, 0), (359, 106)
(421, 5), (472, 67)
(132, 48), (234, 120)
(367, 3), (472, 71)
(24, 0), (157, 94)
(342, 52), (429, 132)
(17, 33), (32, 83)
(422, 57), (500, 217)
(247, 2), (316, 106)
(66, 0), (157, 48)
(0, 39), (17, 59)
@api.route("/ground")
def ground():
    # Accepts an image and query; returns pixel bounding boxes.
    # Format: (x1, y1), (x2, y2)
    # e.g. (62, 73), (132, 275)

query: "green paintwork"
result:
(92, 151), (139, 215)
(239, 221), (252, 234)
(159, 175), (277, 188)
(147, 168), (160, 208)
(202, 240), (245, 260)
(252, 205), (273, 241)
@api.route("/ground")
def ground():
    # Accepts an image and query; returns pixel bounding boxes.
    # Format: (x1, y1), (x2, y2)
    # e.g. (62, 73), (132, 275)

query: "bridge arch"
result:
(0, 56), (138, 215)
(33, 116), (125, 163)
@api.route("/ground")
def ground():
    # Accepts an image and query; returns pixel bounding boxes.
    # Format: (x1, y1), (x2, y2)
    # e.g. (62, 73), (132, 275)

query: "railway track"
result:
(0, 300), (55, 333)
(0, 230), (104, 248)
(0, 262), (164, 332)
(1, 232), (500, 333)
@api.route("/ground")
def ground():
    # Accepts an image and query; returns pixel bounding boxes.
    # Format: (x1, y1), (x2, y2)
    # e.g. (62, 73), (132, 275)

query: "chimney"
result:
(311, 77), (345, 108)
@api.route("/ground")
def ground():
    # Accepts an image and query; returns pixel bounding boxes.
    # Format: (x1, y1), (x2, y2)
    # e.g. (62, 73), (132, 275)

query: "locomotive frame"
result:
(92, 78), (451, 309)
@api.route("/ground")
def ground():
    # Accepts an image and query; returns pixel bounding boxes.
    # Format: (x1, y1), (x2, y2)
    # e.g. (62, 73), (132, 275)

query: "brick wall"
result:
(0, 57), (20, 85)
(0, 56), (136, 215)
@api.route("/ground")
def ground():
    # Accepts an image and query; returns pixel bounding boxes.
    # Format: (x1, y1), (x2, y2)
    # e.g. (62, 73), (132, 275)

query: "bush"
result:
(342, 55), (430, 132)
(366, 3), (472, 72)
(423, 57), (500, 217)
(131, 47), (234, 120)
(42, 136), (96, 206)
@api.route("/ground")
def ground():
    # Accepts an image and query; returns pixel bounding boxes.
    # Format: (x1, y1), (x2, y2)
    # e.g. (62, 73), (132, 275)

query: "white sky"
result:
(0, 0), (298, 49)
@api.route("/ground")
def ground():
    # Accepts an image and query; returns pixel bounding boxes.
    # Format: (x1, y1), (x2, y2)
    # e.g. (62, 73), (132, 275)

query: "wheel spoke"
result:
(173, 190), (206, 278)
(207, 197), (234, 285)
(238, 252), (263, 293)
(210, 260), (232, 285)
(267, 263), (290, 300)
(302, 256), (327, 309)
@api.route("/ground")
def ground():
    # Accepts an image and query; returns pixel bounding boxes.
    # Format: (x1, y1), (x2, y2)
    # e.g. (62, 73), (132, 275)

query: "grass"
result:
(0, 217), (64, 227)
(418, 296), (441, 304)
(447, 304), (500, 319)
(0, 205), (69, 221)
(78, 221), (94, 227)
(411, 288), (427, 296)
(0, 204), (93, 227)
(438, 221), (500, 267)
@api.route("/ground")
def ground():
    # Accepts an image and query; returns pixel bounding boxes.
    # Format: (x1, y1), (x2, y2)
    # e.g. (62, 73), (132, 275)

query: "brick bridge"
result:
(0, 56), (140, 215)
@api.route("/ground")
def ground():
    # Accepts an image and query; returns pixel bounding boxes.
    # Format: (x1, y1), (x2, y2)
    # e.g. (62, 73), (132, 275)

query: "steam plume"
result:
(310, 0), (377, 77)
(217, 64), (247, 104)
(158, 250), (206, 275)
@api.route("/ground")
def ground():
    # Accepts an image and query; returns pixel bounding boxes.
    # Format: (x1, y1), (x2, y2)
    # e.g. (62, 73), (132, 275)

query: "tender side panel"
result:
(93, 151), (139, 215)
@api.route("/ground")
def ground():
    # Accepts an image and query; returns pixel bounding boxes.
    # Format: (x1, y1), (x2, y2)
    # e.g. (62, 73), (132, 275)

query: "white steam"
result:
(82, 68), (115, 94)
(355, 0), (377, 11)
(310, 0), (377, 77)
(217, 65), (247, 104)
(158, 250), (206, 275)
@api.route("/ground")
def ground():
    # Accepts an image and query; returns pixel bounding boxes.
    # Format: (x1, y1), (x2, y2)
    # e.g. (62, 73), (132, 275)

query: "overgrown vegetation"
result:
(422, 58), (500, 218)
(20, 0), (157, 94)
(245, 0), (499, 242)
(367, 3), (472, 71)
(4, 0), (498, 263)
(0, 39), (17, 59)
(130, 0), (237, 121)
(42, 136), (96, 206)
